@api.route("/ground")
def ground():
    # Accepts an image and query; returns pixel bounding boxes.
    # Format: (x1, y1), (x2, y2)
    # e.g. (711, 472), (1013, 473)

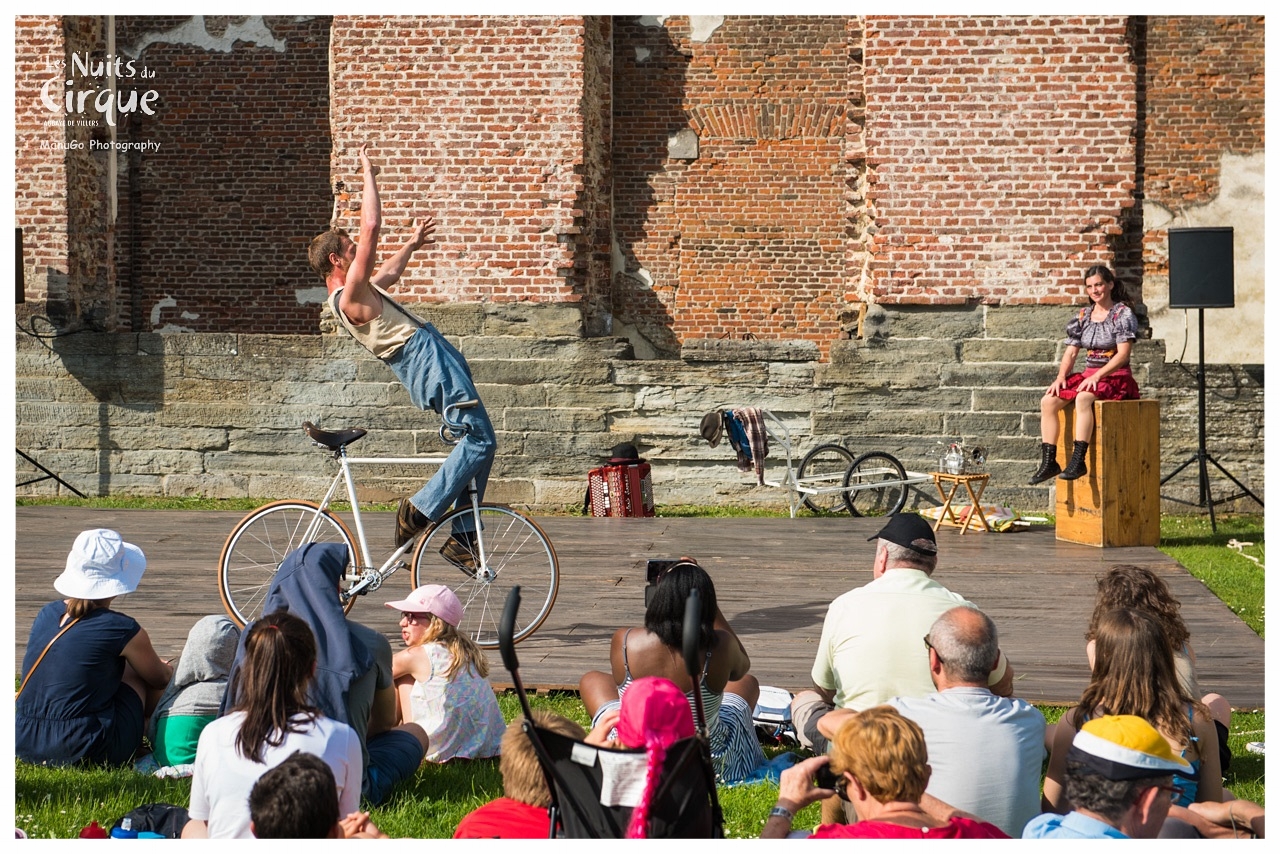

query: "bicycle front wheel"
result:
(842, 451), (909, 517)
(219, 501), (362, 627)
(411, 505), (558, 648)
(796, 443), (856, 514)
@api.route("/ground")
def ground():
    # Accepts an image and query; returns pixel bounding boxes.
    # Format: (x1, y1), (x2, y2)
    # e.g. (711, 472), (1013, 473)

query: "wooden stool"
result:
(930, 472), (991, 534)
(1055, 399), (1160, 547)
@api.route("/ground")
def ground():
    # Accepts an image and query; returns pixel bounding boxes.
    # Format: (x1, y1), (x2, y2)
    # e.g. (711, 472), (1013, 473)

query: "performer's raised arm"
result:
(337, 144), (384, 323)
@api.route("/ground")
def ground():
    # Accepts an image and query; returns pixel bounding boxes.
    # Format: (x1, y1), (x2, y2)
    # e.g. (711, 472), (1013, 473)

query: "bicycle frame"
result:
(303, 446), (492, 601)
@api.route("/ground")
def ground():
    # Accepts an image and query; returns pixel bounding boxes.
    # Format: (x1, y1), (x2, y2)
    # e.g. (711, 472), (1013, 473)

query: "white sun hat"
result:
(54, 529), (147, 600)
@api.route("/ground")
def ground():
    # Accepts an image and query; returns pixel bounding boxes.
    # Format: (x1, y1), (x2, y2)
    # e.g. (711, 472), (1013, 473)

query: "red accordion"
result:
(586, 462), (655, 518)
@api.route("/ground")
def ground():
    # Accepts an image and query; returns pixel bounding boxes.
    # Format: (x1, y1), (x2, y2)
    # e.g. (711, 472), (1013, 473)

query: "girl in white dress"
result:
(385, 584), (505, 762)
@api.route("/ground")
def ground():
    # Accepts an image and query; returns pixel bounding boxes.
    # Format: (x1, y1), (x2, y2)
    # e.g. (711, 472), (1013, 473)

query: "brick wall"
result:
(863, 16), (1137, 306)
(611, 16), (852, 356)
(111, 16), (333, 334)
(326, 16), (589, 306)
(578, 16), (614, 336)
(1139, 16), (1265, 350)
(1143, 16), (1265, 214)
(15, 17), (72, 311)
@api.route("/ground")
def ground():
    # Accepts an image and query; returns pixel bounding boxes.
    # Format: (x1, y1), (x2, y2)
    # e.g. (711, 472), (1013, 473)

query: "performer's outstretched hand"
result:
(359, 142), (380, 177)
(407, 217), (437, 251)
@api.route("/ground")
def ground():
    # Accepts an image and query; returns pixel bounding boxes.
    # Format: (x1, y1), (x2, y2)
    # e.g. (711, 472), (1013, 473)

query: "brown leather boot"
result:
(395, 498), (428, 548)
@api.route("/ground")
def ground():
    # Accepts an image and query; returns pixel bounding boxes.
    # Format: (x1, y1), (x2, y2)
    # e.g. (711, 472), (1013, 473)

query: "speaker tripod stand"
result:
(17, 449), (86, 497)
(1159, 308), (1262, 532)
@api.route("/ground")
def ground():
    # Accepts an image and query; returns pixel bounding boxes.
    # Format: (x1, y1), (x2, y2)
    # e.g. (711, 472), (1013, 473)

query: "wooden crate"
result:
(1055, 399), (1161, 547)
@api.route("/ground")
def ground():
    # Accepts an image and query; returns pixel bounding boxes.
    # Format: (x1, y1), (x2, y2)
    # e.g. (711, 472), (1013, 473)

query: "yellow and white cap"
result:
(1067, 714), (1195, 781)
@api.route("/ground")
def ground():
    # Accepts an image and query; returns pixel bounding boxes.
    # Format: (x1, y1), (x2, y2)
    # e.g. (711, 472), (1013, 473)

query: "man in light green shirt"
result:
(791, 514), (1013, 755)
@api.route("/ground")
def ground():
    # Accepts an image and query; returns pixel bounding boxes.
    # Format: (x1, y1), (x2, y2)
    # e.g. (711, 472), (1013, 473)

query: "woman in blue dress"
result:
(1030, 265), (1141, 484)
(16, 529), (172, 766)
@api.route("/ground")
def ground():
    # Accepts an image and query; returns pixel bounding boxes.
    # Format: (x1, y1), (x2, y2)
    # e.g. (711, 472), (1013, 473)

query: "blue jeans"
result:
(384, 324), (496, 531)
(363, 728), (426, 806)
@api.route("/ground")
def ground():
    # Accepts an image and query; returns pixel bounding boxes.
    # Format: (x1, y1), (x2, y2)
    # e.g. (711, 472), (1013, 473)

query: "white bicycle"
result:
(217, 400), (559, 648)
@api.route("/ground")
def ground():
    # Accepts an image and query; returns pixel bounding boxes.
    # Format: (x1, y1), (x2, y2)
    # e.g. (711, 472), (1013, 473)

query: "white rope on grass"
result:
(1226, 539), (1264, 571)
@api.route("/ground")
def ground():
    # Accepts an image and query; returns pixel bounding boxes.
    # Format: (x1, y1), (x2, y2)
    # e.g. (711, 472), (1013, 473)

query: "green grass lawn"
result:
(14, 506), (1264, 838)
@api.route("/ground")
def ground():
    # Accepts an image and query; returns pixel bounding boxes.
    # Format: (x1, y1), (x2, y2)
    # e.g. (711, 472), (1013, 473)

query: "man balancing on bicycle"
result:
(309, 143), (495, 569)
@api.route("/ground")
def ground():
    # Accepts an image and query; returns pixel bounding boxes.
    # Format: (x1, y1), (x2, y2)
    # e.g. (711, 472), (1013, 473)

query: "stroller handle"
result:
(682, 588), (710, 736)
(500, 586), (522, 674)
(682, 589), (701, 680)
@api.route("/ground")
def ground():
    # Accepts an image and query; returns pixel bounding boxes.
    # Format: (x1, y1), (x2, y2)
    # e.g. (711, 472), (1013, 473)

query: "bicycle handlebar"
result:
(439, 399), (480, 445)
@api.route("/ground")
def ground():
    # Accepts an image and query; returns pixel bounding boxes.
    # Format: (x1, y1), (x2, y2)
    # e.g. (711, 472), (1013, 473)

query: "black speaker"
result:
(1168, 226), (1234, 309)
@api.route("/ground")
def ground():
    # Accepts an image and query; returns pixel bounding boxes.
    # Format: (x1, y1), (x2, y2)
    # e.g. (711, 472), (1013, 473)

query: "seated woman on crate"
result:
(1029, 265), (1140, 485)
(578, 559), (766, 784)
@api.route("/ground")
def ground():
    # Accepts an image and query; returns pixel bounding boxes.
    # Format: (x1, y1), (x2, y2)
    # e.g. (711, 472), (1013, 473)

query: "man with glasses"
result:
(814, 606), (1038, 834)
(1024, 715), (1194, 839)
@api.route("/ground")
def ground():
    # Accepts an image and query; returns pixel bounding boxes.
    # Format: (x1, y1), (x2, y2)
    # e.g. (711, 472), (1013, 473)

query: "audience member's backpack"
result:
(752, 685), (798, 747)
(111, 803), (190, 839)
(586, 444), (655, 518)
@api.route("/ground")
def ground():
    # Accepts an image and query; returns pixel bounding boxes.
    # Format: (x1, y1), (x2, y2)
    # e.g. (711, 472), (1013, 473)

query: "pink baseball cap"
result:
(384, 584), (463, 627)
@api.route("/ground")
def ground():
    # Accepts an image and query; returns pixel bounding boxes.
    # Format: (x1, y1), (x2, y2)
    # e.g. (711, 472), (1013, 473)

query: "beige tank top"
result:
(329, 285), (423, 361)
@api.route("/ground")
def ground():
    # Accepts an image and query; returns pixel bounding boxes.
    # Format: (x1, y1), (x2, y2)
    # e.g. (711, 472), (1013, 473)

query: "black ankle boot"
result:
(1028, 442), (1062, 485)
(1059, 440), (1089, 481)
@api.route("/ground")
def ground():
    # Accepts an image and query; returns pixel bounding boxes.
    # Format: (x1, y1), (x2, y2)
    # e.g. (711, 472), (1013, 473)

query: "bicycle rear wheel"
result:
(411, 504), (558, 649)
(842, 451), (909, 517)
(796, 443), (856, 514)
(219, 501), (362, 627)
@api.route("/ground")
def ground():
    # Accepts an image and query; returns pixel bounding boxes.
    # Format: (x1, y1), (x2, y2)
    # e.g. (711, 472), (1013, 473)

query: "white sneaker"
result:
(1245, 741), (1265, 755)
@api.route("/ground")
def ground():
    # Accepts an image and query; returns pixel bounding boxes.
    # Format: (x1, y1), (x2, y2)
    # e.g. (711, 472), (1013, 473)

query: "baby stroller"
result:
(498, 587), (724, 838)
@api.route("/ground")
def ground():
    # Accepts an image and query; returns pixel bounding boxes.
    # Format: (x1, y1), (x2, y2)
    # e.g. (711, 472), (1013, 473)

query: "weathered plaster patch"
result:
(128, 15), (287, 57)
(688, 17), (724, 42)
(668, 129), (699, 160)
(637, 16), (667, 28)
(1144, 151), (1264, 364)
(296, 286), (328, 305)
(635, 46), (651, 63)
(617, 323), (659, 360)
(610, 236), (653, 288)
(150, 296), (176, 327)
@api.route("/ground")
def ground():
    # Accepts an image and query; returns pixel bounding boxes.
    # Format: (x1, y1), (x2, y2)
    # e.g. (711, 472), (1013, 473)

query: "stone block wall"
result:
(16, 303), (1263, 514)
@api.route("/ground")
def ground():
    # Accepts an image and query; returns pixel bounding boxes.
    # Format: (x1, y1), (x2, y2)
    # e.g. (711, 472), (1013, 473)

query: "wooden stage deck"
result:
(14, 507), (1265, 708)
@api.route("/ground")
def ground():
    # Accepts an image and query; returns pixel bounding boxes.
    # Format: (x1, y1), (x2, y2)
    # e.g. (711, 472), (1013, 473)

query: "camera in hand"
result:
(813, 764), (841, 791)
(644, 559), (681, 607)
